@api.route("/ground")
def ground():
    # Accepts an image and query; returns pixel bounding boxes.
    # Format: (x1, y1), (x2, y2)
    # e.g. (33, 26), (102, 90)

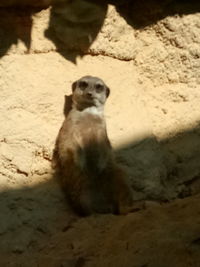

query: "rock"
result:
(0, 2), (200, 266)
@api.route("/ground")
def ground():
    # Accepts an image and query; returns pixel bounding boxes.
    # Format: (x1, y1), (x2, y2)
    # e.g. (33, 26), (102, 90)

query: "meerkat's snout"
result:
(72, 76), (110, 108)
(86, 91), (93, 98)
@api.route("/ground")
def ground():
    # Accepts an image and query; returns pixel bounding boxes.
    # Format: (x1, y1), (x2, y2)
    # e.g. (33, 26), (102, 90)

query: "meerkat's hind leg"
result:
(91, 167), (120, 215)
(61, 170), (94, 216)
(68, 191), (93, 216)
(112, 165), (135, 215)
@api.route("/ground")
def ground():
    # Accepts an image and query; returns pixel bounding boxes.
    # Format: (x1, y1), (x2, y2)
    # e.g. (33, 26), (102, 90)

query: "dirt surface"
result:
(1, 1), (200, 266)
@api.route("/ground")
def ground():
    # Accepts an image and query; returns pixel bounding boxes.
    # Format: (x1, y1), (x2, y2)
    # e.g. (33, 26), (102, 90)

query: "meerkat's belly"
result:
(72, 119), (112, 174)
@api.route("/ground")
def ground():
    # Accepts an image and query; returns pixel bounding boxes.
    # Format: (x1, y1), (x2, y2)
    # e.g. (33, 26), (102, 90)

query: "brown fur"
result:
(53, 76), (133, 215)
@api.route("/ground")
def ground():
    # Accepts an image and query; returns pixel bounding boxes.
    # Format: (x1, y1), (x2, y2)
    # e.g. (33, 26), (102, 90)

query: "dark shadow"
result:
(0, 175), (79, 266)
(0, 0), (200, 60)
(114, 0), (200, 29)
(44, 0), (200, 62)
(45, 0), (108, 63)
(115, 125), (200, 201)
(1, 109), (200, 265)
(0, 7), (43, 57)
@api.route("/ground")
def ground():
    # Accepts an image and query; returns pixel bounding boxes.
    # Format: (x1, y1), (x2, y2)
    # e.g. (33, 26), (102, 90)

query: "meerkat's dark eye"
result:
(95, 83), (104, 93)
(79, 81), (88, 90)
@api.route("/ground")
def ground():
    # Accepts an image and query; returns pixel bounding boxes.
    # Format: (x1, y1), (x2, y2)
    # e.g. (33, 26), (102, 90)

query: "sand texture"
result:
(0, 1), (200, 266)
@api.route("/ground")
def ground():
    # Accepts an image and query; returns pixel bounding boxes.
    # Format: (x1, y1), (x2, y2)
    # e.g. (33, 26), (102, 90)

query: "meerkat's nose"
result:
(86, 92), (93, 97)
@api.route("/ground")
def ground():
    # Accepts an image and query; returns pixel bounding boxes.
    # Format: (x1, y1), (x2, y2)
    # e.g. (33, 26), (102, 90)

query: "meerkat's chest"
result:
(74, 109), (104, 129)
(61, 109), (111, 171)
(70, 113), (106, 145)
(72, 118), (111, 173)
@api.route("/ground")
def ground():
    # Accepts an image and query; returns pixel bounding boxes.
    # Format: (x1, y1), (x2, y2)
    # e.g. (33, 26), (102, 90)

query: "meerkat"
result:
(53, 76), (133, 215)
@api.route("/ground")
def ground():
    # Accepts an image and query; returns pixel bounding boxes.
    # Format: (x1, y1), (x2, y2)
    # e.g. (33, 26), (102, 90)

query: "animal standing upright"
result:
(53, 76), (133, 215)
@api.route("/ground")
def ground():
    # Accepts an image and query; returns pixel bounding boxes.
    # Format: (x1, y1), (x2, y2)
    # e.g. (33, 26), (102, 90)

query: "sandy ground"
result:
(1, 2), (200, 266)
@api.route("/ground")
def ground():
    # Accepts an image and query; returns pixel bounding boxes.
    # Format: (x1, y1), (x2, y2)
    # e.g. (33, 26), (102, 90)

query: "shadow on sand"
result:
(0, 0), (200, 61)
(1, 112), (200, 265)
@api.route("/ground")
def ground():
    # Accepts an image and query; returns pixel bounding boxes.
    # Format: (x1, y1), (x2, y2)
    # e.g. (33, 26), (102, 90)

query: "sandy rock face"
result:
(0, 0), (200, 204)
(0, 1), (200, 266)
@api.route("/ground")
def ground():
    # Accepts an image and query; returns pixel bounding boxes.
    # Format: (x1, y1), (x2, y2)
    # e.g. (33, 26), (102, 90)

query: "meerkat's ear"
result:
(72, 81), (77, 92)
(106, 87), (110, 98)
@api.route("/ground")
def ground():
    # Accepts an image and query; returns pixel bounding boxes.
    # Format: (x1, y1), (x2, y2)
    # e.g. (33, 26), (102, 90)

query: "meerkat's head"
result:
(72, 76), (110, 109)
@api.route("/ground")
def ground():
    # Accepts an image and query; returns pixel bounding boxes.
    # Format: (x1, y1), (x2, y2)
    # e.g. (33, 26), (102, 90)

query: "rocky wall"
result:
(1, 1), (200, 266)
(1, 0), (200, 200)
